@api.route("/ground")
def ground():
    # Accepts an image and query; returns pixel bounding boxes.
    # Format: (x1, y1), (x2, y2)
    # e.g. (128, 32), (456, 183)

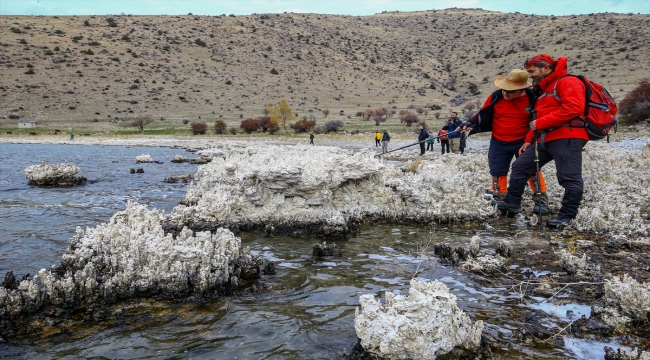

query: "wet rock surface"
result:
(24, 162), (86, 186)
(312, 242), (343, 257)
(0, 202), (262, 337)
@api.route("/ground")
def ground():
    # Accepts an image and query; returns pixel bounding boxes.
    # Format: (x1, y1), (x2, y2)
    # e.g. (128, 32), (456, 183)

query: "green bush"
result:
(270, 68), (279, 75)
(195, 38), (206, 47)
(10, 27), (21, 33)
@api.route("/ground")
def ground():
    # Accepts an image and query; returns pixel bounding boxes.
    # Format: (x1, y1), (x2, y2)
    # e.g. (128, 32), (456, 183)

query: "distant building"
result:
(18, 120), (36, 128)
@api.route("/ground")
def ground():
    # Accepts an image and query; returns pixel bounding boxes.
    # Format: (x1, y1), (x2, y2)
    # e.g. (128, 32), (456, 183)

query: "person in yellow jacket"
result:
(374, 131), (382, 147)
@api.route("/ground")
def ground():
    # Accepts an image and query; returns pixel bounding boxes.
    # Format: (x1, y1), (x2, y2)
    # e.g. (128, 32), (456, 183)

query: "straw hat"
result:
(493, 69), (532, 91)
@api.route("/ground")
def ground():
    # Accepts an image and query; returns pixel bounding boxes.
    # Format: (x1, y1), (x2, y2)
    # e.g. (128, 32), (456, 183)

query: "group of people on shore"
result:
(375, 53), (592, 228)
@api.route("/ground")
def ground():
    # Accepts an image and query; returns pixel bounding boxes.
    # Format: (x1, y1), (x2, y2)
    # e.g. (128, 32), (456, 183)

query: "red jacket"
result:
(525, 57), (589, 143)
(481, 92), (530, 142)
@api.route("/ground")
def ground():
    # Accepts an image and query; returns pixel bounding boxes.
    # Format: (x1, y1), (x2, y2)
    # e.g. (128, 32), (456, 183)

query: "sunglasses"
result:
(503, 89), (521, 94)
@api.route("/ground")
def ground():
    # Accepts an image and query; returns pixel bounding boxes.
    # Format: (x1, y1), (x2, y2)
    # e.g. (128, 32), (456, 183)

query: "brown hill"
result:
(1, 9), (648, 133)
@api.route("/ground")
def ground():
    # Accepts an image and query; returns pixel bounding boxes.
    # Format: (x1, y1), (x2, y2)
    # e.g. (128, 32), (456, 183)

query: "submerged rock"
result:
(312, 242), (342, 257)
(164, 174), (194, 183)
(171, 154), (190, 163)
(0, 201), (261, 336)
(354, 279), (483, 359)
(135, 154), (154, 163)
(24, 162), (86, 186)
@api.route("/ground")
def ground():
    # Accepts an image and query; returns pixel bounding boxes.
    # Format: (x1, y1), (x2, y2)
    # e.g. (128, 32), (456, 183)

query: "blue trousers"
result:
(488, 137), (524, 176)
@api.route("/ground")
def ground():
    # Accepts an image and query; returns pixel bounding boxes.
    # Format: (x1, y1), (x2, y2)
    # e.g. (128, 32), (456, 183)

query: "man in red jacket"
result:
(497, 54), (588, 227)
(460, 69), (548, 212)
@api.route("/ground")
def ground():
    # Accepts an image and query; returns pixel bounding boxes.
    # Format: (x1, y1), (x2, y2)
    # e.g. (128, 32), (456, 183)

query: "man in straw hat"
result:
(496, 54), (588, 227)
(459, 69), (548, 212)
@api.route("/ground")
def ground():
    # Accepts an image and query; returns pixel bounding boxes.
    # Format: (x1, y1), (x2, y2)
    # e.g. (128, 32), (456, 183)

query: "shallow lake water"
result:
(0, 143), (621, 359)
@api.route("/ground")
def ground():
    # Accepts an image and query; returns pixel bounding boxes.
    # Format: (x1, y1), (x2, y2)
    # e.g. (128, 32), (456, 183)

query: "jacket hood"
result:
(538, 56), (568, 89)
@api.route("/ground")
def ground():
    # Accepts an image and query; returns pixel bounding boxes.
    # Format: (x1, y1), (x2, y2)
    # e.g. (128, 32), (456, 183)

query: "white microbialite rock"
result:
(168, 144), (495, 236)
(0, 201), (259, 334)
(354, 279), (483, 359)
(135, 154), (154, 163)
(558, 249), (588, 275)
(603, 274), (650, 324)
(24, 161), (85, 186)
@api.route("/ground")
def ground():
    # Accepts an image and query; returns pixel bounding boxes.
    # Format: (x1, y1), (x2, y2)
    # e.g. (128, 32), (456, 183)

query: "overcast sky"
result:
(1, 0), (649, 16)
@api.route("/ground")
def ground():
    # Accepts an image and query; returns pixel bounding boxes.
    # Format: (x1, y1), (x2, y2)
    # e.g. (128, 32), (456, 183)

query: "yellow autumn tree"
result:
(269, 99), (295, 135)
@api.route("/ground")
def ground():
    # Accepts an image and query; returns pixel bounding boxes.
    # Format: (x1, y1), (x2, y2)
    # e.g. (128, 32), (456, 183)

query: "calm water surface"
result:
(0, 143), (611, 359)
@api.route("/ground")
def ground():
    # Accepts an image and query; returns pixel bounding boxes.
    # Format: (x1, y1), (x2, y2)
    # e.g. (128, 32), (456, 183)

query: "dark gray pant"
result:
(507, 138), (586, 206)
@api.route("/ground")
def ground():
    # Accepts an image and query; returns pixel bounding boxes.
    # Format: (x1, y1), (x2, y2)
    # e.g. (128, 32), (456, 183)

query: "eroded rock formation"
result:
(24, 162), (86, 186)
(0, 201), (261, 336)
(163, 140), (650, 237)
(354, 279), (483, 359)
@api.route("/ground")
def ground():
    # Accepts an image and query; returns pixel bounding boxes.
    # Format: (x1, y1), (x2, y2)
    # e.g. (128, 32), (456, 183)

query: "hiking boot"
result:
(532, 193), (549, 214)
(496, 200), (521, 214)
(490, 192), (507, 206)
(546, 217), (572, 228)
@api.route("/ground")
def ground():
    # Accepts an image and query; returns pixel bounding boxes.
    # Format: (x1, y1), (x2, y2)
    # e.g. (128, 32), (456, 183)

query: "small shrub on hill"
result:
(619, 79), (650, 124)
(324, 120), (344, 132)
(191, 122), (207, 135)
(195, 38), (207, 47)
(229, 127), (237, 135)
(399, 112), (419, 127)
(292, 118), (316, 133)
(240, 118), (260, 134)
(214, 120), (227, 134)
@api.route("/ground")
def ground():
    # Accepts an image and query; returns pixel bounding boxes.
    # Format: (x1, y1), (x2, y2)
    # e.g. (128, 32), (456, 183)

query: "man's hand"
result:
(519, 142), (532, 155)
(529, 120), (537, 131)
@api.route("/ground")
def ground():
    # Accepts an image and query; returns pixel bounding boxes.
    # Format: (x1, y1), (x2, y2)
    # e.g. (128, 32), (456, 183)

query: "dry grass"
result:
(0, 10), (648, 136)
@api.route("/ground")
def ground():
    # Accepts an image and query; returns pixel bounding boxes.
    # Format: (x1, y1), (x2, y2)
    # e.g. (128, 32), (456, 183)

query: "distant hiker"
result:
(381, 130), (390, 153)
(375, 131), (382, 147)
(69, 132), (74, 141)
(460, 69), (548, 212)
(417, 124), (428, 155)
(459, 130), (467, 154)
(446, 113), (461, 153)
(438, 124), (453, 155)
(497, 54), (588, 227)
(438, 117), (460, 154)
(426, 131), (434, 152)
(309, 131), (314, 145)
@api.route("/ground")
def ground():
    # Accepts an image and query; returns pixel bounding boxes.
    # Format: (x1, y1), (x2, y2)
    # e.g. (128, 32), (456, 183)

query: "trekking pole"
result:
(533, 136), (543, 231)
(374, 129), (465, 157)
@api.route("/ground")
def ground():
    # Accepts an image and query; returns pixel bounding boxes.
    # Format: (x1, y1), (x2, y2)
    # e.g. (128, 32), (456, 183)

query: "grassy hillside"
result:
(1, 9), (648, 135)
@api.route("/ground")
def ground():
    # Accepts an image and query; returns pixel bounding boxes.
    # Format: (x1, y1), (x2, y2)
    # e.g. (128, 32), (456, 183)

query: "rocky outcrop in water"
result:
(24, 162), (86, 186)
(167, 144), (495, 237)
(163, 140), (650, 238)
(0, 201), (262, 336)
(135, 154), (154, 163)
(353, 279), (483, 359)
